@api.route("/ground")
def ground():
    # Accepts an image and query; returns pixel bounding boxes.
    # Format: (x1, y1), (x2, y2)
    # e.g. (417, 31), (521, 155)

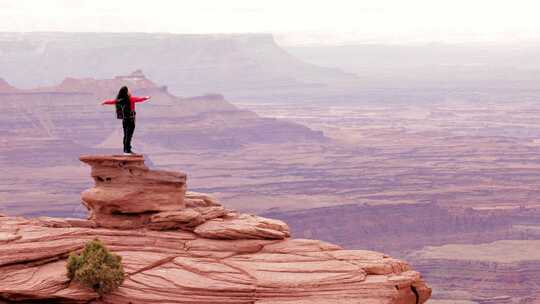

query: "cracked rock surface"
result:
(0, 155), (431, 303)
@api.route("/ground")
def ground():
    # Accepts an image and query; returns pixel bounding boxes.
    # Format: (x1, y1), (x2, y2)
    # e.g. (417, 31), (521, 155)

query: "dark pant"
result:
(122, 117), (136, 153)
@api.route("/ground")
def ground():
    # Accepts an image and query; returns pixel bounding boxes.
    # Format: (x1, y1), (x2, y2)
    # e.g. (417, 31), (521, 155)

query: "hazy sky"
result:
(2, 0), (540, 45)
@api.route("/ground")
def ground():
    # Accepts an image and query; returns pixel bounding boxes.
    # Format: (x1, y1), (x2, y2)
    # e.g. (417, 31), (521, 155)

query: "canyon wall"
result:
(407, 240), (540, 303)
(263, 203), (529, 255)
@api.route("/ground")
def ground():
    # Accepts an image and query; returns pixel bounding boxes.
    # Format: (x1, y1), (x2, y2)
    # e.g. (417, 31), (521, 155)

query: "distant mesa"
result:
(115, 69), (146, 81)
(0, 69), (224, 102)
(0, 154), (431, 303)
(0, 32), (359, 100)
(54, 70), (162, 96)
(0, 69), (161, 96)
(183, 93), (226, 102)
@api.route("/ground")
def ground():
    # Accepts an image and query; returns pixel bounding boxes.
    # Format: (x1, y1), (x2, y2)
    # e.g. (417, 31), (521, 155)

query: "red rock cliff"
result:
(0, 155), (431, 303)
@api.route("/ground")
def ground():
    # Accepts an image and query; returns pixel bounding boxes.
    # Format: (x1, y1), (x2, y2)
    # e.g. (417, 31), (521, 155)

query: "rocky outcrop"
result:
(194, 213), (291, 240)
(78, 155), (289, 240)
(80, 154), (188, 228)
(0, 155), (431, 303)
(0, 216), (431, 304)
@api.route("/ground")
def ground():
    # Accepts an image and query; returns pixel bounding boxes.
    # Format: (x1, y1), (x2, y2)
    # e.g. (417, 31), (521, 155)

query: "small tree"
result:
(67, 239), (125, 295)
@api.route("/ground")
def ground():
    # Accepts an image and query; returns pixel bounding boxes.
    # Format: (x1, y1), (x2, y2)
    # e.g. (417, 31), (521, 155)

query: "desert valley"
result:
(2, 32), (540, 303)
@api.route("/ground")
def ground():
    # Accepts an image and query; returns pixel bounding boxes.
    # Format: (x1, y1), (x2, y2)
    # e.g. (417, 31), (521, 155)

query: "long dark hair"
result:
(116, 86), (129, 101)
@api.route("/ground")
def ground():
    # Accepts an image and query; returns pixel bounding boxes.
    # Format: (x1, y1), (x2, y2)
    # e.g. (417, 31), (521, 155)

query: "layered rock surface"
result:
(80, 154), (188, 228)
(78, 155), (289, 240)
(0, 155), (431, 303)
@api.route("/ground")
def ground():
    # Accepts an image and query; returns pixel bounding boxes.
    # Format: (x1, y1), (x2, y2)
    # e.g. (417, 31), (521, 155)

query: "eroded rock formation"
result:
(80, 155), (187, 224)
(79, 155), (288, 239)
(0, 155), (431, 303)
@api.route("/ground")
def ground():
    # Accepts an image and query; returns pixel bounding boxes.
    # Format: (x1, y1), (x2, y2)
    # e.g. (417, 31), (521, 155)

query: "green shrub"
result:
(66, 239), (125, 295)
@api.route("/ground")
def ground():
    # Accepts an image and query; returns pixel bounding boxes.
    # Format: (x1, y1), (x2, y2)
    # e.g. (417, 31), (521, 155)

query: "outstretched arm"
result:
(101, 99), (117, 105)
(130, 96), (151, 103)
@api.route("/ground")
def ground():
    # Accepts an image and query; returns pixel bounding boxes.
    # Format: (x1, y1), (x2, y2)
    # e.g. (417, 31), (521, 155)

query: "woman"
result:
(101, 86), (150, 155)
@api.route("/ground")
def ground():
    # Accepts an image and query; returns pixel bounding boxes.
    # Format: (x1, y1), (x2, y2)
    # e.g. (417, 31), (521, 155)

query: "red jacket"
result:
(101, 96), (151, 111)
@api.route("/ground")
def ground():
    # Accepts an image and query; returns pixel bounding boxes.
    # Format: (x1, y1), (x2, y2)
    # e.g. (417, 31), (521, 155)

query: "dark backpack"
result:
(115, 97), (129, 120)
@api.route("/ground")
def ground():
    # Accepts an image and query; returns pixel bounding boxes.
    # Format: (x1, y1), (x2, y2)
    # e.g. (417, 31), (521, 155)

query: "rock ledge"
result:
(0, 155), (431, 303)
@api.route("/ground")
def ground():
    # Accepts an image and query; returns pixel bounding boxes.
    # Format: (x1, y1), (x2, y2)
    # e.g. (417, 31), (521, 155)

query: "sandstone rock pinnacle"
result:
(78, 154), (290, 239)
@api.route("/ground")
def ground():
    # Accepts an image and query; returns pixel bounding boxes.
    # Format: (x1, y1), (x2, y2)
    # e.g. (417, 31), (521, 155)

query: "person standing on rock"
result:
(101, 86), (150, 155)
